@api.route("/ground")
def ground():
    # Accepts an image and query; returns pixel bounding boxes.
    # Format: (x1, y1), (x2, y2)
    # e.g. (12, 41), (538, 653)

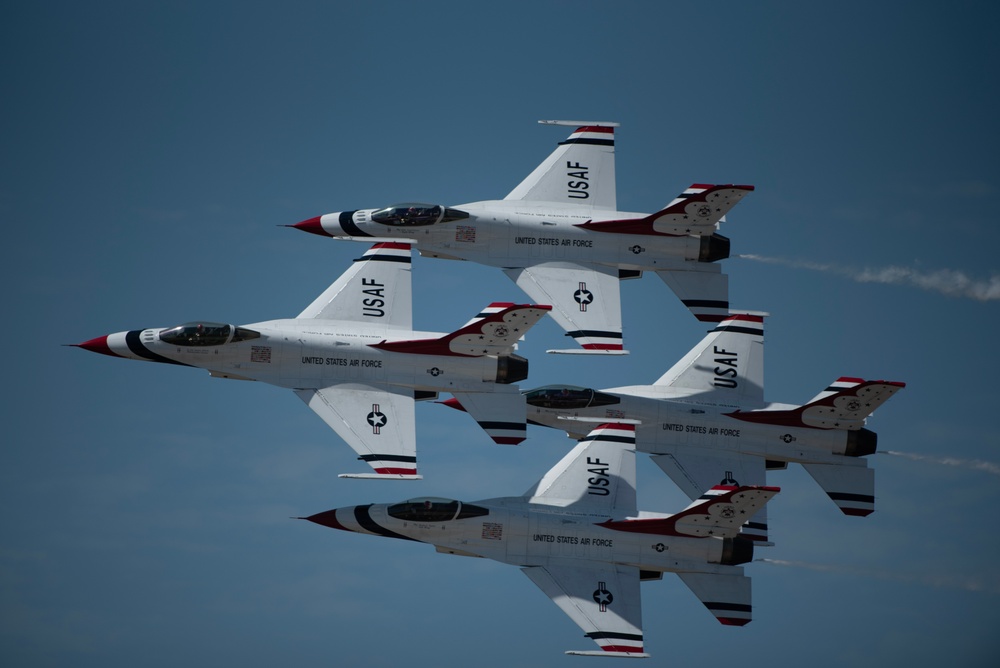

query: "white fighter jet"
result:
(445, 312), (904, 541)
(291, 120), (754, 354)
(74, 243), (551, 479)
(302, 423), (778, 657)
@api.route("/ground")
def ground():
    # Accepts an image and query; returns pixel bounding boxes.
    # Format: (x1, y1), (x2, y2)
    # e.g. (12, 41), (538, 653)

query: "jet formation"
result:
(77, 120), (904, 658)
(292, 120), (754, 354)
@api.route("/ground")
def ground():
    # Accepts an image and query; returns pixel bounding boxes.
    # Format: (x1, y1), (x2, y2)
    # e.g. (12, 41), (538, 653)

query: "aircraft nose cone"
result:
(290, 215), (333, 237)
(74, 335), (117, 357)
(301, 509), (349, 531)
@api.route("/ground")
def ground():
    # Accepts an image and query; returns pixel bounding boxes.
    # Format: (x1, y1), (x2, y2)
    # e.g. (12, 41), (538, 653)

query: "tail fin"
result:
(575, 184), (754, 236)
(370, 303), (551, 357)
(653, 312), (766, 408)
(600, 485), (778, 539)
(524, 423), (637, 517)
(727, 377), (905, 430)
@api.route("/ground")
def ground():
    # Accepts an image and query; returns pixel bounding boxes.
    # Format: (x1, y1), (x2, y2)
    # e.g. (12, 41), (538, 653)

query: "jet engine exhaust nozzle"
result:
(496, 354), (529, 384)
(720, 536), (754, 565)
(699, 233), (730, 263)
(845, 428), (877, 457)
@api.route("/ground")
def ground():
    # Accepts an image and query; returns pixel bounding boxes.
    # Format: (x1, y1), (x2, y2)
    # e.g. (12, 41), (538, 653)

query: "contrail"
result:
(756, 558), (1000, 594)
(880, 450), (1000, 476)
(737, 254), (1000, 302)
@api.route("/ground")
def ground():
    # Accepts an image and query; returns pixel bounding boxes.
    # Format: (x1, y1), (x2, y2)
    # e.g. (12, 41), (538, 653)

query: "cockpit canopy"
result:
(523, 385), (622, 410)
(158, 322), (260, 347)
(387, 497), (489, 523)
(370, 203), (469, 227)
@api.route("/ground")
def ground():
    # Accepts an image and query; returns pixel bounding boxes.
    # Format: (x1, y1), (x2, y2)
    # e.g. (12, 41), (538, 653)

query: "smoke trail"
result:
(756, 558), (1000, 594)
(880, 450), (1000, 476)
(738, 254), (1000, 302)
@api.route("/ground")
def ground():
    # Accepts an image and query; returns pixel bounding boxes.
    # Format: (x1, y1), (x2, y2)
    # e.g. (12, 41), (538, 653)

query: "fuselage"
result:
(87, 319), (525, 392)
(524, 386), (875, 467)
(315, 496), (749, 575)
(305, 200), (728, 272)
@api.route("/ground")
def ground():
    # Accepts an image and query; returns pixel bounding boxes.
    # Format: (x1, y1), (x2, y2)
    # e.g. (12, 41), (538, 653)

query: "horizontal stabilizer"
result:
(657, 267), (729, 324)
(600, 485), (778, 539)
(338, 472), (423, 480)
(677, 572), (753, 626)
(802, 462), (875, 516)
(650, 448), (769, 542)
(576, 184), (754, 236)
(449, 390), (527, 445)
(565, 650), (650, 658)
(728, 378), (905, 430)
(370, 304), (551, 357)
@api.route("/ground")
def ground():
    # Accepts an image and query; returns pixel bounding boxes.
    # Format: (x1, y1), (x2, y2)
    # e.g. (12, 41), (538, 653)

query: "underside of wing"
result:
(294, 383), (420, 479)
(522, 562), (648, 658)
(504, 262), (624, 354)
(650, 446), (770, 543)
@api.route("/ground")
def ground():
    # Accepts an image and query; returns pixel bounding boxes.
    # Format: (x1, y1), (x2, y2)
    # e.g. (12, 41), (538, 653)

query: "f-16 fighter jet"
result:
(291, 120), (754, 354)
(302, 423), (778, 657)
(74, 243), (550, 479)
(446, 312), (904, 541)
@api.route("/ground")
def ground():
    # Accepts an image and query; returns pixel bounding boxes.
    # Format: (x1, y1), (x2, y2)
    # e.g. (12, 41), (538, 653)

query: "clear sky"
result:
(3, 1), (999, 666)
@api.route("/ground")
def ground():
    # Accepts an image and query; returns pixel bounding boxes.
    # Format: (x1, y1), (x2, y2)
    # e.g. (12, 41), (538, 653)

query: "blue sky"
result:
(3, 1), (999, 665)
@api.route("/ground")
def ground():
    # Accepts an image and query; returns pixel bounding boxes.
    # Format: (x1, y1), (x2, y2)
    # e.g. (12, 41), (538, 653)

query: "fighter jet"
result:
(291, 120), (754, 354)
(445, 312), (904, 541)
(74, 243), (550, 479)
(301, 423), (778, 657)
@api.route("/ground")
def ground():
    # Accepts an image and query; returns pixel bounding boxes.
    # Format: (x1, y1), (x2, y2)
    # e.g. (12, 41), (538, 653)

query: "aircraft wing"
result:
(503, 262), (625, 353)
(522, 562), (648, 657)
(294, 384), (421, 479)
(504, 121), (619, 210)
(297, 242), (413, 330)
(650, 445), (770, 543)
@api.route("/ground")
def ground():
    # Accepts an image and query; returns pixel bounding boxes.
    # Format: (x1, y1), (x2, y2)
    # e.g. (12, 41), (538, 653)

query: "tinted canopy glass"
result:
(523, 385), (621, 410)
(159, 322), (259, 347)
(387, 497), (489, 522)
(370, 203), (468, 226)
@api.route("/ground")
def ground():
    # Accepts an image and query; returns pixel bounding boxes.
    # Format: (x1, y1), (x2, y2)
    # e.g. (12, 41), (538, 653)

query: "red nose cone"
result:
(75, 335), (117, 357)
(302, 509), (348, 531)
(291, 216), (331, 237)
